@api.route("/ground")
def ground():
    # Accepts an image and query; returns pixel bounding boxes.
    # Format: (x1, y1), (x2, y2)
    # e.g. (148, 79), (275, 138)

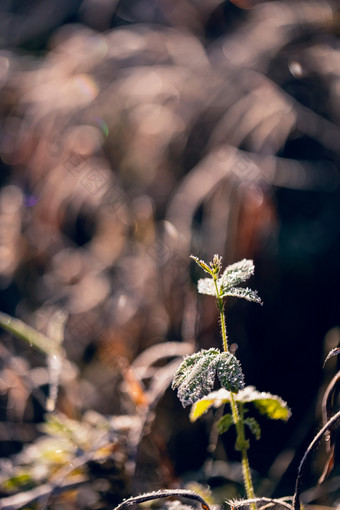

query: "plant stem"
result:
(213, 276), (228, 352)
(0, 311), (63, 357)
(241, 443), (256, 501)
(215, 283), (256, 509)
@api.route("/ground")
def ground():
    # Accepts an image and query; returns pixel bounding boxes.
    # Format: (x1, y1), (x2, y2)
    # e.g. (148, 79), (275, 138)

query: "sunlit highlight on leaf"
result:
(190, 386), (290, 422)
(193, 257), (262, 305)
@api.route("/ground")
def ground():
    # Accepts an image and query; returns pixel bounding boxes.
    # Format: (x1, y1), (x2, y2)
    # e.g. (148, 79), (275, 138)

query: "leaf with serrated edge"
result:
(189, 386), (290, 421)
(189, 388), (229, 420)
(221, 259), (255, 290)
(194, 258), (262, 304)
(221, 286), (263, 305)
(172, 349), (220, 407)
(172, 350), (211, 389)
(244, 417), (261, 440)
(217, 352), (245, 393)
(239, 386), (291, 421)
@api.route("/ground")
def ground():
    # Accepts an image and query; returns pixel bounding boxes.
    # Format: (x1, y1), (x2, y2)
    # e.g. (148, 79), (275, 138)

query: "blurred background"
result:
(0, 0), (340, 508)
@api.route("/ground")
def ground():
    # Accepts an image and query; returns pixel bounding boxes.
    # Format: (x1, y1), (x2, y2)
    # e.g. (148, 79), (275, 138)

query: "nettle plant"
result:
(116, 255), (292, 510)
(172, 256), (290, 506)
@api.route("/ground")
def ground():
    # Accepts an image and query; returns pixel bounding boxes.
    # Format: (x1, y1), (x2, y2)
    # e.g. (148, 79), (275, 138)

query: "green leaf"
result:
(193, 256), (262, 305)
(244, 417), (261, 440)
(172, 349), (220, 407)
(172, 349), (219, 389)
(252, 397), (291, 421)
(2, 472), (32, 490)
(220, 286), (262, 304)
(217, 352), (245, 393)
(221, 259), (255, 290)
(197, 278), (219, 297)
(190, 397), (216, 422)
(189, 389), (226, 420)
(172, 349), (244, 408)
(237, 386), (291, 421)
(217, 413), (233, 434)
(190, 256), (214, 276)
(189, 386), (290, 421)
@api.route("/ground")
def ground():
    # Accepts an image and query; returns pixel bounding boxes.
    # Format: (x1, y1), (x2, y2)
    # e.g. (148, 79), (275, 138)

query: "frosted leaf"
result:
(197, 278), (219, 297)
(173, 350), (245, 408)
(172, 348), (220, 407)
(190, 386), (291, 421)
(221, 286), (262, 304)
(190, 397), (216, 422)
(193, 256), (262, 305)
(244, 417), (261, 440)
(235, 386), (291, 420)
(190, 256), (214, 276)
(221, 259), (255, 290)
(172, 349), (218, 389)
(190, 388), (231, 421)
(217, 352), (245, 393)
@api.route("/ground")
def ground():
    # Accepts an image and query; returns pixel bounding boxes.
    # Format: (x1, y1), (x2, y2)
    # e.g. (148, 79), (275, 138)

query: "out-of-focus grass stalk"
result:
(0, 311), (64, 356)
(0, 310), (67, 412)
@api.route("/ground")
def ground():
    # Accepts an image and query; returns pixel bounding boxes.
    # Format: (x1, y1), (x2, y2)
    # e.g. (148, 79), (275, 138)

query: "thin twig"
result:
(0, 480), (87, 510)
(228, 496), (293, 510)
(113, 489), (211, 510)
(318, 371), (340, 483)
(293, 409), (340, 510)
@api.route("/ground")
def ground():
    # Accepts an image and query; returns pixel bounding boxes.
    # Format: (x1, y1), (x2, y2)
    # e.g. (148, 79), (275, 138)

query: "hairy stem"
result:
(215, 284), (255, 509)
(213, 276), (228, 352)
(230, 393), (255, 506)
(241, 449), (255, 501)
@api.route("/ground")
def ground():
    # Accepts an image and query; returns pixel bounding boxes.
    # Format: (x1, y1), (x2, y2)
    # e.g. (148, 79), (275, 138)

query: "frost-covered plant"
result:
(172, 255), (291, 508)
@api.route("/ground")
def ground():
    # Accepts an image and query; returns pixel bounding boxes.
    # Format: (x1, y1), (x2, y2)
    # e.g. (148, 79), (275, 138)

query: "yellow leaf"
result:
(190, 398), (214, 422)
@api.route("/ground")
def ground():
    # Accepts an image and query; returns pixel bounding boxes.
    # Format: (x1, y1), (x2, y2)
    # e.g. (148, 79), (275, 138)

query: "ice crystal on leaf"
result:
(172, 349), (245, 407)
(221, 259), (255, 289)
(216, 351), (244, 393)
(195, 258), (262, 305)
(197, 278), (220, 296)
(244, 417), (261, 440)
(190, 386), (291, 422)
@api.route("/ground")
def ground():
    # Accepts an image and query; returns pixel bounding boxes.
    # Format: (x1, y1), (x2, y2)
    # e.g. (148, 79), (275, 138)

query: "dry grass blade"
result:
(228, 497), (293, 510)
(113, 489), (211, 510)
(318, 371), (340, 483)
(293, 410), (340, 510)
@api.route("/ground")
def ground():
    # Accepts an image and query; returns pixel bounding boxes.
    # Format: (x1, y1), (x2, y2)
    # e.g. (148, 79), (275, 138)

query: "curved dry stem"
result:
(113, 489), (211, 510)
(321, 372), (340, 443)
(293, 409), (340, 510)
(228, 496), (293, 510)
